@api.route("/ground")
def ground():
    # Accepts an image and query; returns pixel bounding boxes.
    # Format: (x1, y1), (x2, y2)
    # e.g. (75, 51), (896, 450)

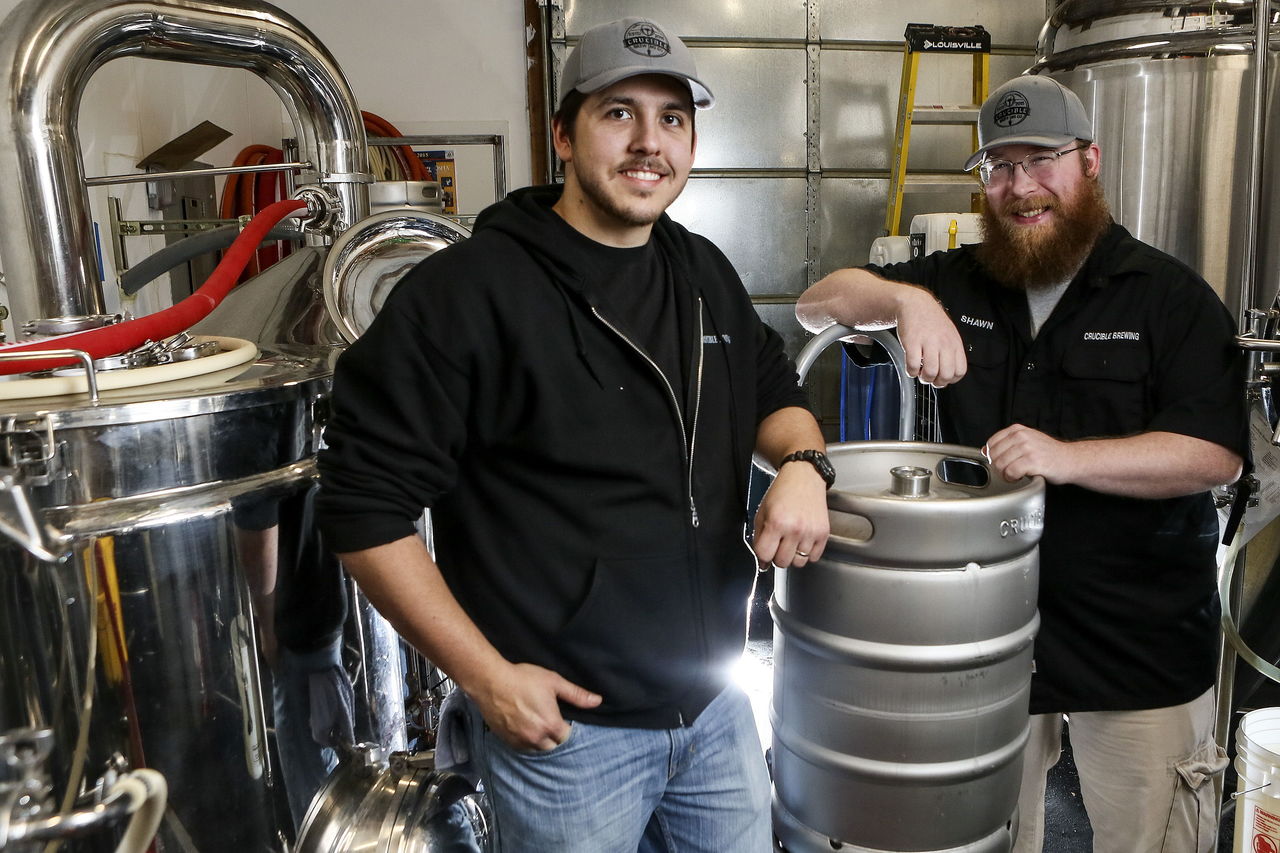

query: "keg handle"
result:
(794, 324), (915, 441)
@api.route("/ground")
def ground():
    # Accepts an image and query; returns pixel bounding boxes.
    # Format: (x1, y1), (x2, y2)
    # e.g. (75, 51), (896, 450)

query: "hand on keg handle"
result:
(984, 424), (1073, 484)
(752, 461), (831, 569)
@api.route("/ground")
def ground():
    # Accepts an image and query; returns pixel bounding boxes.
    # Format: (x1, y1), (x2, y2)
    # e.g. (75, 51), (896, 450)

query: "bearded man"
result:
(796, 75), (1246, 853)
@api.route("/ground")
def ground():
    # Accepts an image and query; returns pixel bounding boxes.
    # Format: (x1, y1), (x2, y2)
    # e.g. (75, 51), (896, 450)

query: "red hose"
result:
(0, 199), (308, 375)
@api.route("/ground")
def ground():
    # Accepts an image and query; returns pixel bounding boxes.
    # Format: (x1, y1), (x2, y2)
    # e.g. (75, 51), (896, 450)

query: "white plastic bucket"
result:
(1234, 708), (1280, 853)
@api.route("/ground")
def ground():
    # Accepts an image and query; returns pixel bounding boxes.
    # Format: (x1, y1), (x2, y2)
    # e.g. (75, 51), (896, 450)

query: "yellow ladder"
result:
(884, 23), (991, 237)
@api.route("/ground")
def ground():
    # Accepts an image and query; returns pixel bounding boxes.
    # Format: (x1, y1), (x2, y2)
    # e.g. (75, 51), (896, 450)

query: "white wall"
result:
(0, 0), (531, 324)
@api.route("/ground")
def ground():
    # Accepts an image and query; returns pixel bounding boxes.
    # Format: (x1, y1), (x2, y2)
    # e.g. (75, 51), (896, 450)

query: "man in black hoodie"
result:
(317, 16), (832, 853)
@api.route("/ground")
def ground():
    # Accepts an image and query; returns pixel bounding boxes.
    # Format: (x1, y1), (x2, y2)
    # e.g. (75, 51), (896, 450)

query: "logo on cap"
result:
(623, 21), (670, 58)
(994, 91), (1030, 128)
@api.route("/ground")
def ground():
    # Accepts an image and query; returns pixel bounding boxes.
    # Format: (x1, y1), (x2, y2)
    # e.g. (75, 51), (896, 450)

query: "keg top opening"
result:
(826, 441), (1043, 504)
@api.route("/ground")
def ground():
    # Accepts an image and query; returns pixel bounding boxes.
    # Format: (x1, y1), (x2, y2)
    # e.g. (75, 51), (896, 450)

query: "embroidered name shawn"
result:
(959, 314), (994, 330)
(1083, 331), (1141, 341)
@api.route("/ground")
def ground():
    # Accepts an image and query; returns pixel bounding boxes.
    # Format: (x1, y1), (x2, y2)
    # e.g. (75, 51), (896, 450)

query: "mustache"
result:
(1004, 196), (1059, 216)
(619, 159), (669, 176)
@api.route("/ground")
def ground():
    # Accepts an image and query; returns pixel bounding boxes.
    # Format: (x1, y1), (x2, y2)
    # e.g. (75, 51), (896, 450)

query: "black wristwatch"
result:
(780, 449), (836, 489)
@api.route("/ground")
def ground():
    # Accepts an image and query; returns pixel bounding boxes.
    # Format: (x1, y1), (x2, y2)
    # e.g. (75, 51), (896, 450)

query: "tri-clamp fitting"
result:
(293, 184), (344, 235)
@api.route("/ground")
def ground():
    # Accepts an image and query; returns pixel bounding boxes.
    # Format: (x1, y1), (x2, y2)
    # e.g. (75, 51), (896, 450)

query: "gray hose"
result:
(119, 226), (304, 295)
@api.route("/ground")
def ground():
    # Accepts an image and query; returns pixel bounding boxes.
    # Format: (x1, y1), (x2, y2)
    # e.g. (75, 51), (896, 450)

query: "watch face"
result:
(811, 451), (837, 486)
(787, 449), (835, 487)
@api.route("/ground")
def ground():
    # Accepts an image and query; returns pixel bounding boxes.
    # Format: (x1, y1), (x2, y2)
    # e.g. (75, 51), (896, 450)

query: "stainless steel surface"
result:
(1031, 9), (1272, 311)
(0, 0), (371, 330)
(84, 160), (312, 188)
(890, 464), (932, 496)
(191, 246), (348, 347)
(368, 181), (445, 214)
(0, 353), (335, 851)
(667, 178), (808, 297)
(774, 794), (1015, 853)
(686, 48), (807, 170)
(753, 303), (810, 365)
(296, 747), (489, 853)
(349, 584), (410, 754)
(23, 315), (122, 337)
(771, 441), (1042, 851)
(1247, 0), (1268, 325)
(322, 211), (472, 344)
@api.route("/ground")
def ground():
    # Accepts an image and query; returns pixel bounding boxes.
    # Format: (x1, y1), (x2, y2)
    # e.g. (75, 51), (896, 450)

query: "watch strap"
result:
(780, 449), (836, 489)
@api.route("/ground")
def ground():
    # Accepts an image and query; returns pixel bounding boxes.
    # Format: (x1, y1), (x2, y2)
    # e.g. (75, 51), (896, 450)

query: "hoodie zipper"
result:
(591, 299), (705, 528)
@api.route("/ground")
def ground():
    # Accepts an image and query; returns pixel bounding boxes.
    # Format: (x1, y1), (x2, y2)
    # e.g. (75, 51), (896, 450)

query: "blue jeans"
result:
(463, 684), (771, 853)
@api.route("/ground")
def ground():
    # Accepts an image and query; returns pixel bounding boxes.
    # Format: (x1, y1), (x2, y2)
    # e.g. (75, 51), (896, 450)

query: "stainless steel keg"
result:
(296, 746), (489, 852)
(771, 442), (1043, 853)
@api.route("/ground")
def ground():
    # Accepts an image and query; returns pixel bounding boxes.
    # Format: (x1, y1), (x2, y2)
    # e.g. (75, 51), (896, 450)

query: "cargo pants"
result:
(1012, 687), (1225, 853)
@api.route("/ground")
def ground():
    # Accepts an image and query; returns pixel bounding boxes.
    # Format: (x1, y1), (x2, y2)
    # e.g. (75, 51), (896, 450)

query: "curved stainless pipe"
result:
(794, 325), (915, 442)
(0, 0), (371, 330)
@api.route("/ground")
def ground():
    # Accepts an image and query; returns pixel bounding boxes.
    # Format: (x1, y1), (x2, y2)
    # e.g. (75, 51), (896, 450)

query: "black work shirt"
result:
(865, 222), (1247, 713)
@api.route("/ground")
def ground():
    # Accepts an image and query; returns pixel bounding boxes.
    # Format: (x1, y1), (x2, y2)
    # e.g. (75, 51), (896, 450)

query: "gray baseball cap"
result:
(558, 17), (715, 110)
(964, 75), (1093, 171)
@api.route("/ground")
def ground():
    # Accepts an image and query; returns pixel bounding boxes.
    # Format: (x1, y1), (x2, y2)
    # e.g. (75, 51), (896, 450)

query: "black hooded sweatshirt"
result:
(317, 185), (806, 728)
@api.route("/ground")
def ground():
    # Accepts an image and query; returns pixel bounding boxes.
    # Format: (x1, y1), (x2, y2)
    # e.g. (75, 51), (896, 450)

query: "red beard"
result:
(974, 175), (1111, 291)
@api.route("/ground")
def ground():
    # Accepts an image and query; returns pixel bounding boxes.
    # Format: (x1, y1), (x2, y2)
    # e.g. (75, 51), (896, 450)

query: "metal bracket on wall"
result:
(107, 196), (248, 273)
(113, 216), (247, 237)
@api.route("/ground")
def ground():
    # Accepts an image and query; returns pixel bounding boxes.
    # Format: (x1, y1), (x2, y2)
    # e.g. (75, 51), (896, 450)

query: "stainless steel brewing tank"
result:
(771, 442), (1043, 853)
(0, 347), (342, 851)
(1030, 6), (1272, 311)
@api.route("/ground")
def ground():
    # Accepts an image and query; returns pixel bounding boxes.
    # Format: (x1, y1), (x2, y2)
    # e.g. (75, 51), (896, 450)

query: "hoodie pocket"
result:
(559, 553), (700, 710)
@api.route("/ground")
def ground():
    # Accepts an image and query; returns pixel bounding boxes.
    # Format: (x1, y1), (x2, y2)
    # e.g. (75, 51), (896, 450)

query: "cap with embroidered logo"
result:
(558, 17), (715, 110)
(964, 75), (1093, 171)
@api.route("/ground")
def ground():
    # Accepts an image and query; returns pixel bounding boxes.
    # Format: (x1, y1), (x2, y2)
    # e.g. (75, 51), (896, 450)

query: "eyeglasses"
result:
(974, 144), (1089, 187)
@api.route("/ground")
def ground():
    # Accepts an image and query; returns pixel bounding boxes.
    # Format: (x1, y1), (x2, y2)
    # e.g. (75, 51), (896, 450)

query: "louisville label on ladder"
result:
(884, 23), (991, 237)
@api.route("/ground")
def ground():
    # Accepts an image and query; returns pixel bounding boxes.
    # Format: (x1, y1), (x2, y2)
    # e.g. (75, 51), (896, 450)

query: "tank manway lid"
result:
(823, 441), (1046, 565)
(0, 343), (335, 429)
